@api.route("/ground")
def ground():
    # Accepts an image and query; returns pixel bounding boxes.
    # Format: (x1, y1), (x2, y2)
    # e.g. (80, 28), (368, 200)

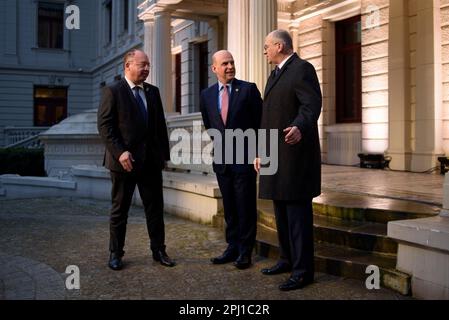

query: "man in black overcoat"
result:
(255, 30), (322, 291)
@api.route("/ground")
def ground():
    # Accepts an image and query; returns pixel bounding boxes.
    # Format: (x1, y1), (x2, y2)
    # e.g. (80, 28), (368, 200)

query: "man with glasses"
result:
(255, 30), (322, 291)
(98, 49), (175, 271)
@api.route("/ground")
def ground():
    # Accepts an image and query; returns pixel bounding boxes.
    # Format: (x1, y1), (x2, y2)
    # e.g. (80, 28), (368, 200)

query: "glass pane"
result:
(35, 88), (67, 98)
(55, 106), (65, 124)
(38, 21), (49, 47)
(343, 53), (357, 119)
(343, 20), (361, 45)
(36, 105), (47, 126)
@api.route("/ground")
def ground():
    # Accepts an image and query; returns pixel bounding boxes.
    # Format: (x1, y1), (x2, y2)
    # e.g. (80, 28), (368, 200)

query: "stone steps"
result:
(313, 191), (440, 223)
(314, 215), (397, 254)
(255, 223), (410, 295)
(255, 191), (441, 295)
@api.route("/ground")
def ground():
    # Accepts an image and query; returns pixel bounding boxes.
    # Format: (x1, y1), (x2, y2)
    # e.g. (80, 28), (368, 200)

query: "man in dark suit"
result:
(97, 49), (175, 270)
(254, 30), (322, 291)
(200, 50), (262, 269)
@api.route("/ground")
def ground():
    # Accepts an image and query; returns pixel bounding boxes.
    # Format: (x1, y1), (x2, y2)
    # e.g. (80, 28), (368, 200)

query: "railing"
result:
(165, 112), (213, 174)
(4, 126), (49, 149)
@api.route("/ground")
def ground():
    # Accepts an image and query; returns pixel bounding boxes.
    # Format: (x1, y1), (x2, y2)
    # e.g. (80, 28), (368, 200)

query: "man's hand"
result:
(283, 126), (302, 145)
(119, 151), (134, 172)
(254, 158), (261, 174)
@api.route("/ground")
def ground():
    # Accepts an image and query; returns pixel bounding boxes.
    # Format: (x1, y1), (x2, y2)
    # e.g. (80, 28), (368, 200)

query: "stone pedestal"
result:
(388, 199), (449, 299)
(39, 109), (104, 179)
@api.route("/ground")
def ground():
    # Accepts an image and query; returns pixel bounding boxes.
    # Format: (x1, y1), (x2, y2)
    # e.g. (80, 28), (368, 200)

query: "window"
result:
(335, 15), (362, 123)
(38, 2), (64, 49)
(198, 42), (209, 95)
(34, 87), (67, 126)
(191, 41), (209, 112)
(105, 0), (112, 44)
(123, 0), (129, 32)
(175, 53), (181, 113)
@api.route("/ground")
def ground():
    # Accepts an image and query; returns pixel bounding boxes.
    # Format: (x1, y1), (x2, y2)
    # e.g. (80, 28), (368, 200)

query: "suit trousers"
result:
(273, 199), (314, 279)
(109, 166), (165, 256)
(216, 169), (257, 257)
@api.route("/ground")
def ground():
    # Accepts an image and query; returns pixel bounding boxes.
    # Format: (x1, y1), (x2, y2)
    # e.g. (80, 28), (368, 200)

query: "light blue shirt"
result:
(218, 81), (232, 113)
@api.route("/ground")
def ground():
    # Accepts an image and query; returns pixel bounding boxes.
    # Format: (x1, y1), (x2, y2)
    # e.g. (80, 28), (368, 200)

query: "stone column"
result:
(249, 0), (277, 94)
(153, 9), (174, 113)
(227, 0), (250, 80)
(411, 0), (444, 172)
(143, 18), (155, 84)
(289, 22), (300, 54)
(386, 0), (412, 170)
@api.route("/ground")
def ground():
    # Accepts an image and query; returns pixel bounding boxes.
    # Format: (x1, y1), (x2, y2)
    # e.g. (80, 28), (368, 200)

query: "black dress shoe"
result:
(108, 254), (123, 271)
(211, 251), (238, 265)
(153, 250), (176, 267)
(279, 276), (313, 291)
(234, 255), (252, 270)
(261, 263), (291, 275)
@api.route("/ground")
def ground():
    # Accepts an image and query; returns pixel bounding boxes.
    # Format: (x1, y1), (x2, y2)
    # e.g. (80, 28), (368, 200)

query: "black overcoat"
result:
(259, 53), (322, 201)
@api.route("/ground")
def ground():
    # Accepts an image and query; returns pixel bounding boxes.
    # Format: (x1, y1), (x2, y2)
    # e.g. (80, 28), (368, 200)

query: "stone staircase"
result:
(255, 191), (441, 295)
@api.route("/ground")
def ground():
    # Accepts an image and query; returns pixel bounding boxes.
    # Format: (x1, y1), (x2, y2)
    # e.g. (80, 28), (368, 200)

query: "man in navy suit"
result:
(200, 50), (262, 269)
(98, 49), (175, 270)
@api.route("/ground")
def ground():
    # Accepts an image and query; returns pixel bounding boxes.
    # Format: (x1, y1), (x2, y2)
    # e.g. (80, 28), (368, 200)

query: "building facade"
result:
(1, 0), (448, 173)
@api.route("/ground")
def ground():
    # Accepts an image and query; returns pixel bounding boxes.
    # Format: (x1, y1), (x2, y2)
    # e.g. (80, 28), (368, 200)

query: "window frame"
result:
(335, 15), (362, 124)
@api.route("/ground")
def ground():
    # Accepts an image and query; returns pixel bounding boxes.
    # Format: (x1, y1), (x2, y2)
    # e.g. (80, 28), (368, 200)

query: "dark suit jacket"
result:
(200, 78), (262, 174)
(97, 78), (170, 173)
(259, 53), (322, 201)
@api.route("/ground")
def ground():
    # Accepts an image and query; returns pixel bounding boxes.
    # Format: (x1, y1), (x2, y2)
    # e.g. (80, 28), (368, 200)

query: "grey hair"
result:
(269, 29), (294, 53)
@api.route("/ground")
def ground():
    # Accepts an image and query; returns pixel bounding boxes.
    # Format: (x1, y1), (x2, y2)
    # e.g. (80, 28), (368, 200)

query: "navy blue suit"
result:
(200, 79), (262, 257)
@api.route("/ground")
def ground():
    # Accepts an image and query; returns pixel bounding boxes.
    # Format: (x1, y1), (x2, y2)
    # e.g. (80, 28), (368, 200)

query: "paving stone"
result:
(0, 198), (412, 300)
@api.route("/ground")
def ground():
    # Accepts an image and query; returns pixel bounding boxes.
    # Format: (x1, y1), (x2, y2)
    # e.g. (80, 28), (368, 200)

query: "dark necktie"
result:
(133, 87), (148, 123)
(274, 66), (281, 78)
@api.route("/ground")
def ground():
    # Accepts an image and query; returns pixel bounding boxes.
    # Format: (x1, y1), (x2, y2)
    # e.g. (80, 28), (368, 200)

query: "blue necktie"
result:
(133, 87), (148, 123)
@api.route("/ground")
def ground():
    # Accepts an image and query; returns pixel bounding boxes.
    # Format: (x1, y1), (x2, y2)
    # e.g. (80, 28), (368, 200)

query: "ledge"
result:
(0, 175), (76, 190)
(163, 171), (221, 198)
(71, 165), (110, 179)
(388, 216), (449, 253)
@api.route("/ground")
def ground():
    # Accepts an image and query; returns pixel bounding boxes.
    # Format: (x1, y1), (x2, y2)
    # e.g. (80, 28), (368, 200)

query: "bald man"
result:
(200, 50), (262, 269)
(98, 49), (175, 271)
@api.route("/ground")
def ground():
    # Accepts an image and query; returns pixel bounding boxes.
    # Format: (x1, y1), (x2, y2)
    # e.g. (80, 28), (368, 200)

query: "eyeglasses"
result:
(263, 42), (280, 50)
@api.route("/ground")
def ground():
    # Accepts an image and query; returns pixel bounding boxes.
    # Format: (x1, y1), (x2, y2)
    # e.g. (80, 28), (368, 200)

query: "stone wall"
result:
(361, 0), (389, 153)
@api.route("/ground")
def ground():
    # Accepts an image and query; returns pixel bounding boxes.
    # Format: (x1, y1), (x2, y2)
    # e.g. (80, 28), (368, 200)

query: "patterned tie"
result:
(133, 87), (148, 123)
(221, 85), (229, 125)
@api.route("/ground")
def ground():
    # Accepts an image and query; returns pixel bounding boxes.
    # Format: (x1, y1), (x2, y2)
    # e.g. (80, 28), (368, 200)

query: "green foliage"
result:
(0, 148), (46, 177)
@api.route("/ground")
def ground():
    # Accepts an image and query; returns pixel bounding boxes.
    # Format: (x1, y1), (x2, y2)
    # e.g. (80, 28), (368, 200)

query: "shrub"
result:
(0, 148), (46, 177)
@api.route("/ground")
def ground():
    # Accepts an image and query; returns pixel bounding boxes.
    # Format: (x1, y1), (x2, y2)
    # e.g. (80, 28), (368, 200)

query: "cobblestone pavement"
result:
(0, 198), (410, 300)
